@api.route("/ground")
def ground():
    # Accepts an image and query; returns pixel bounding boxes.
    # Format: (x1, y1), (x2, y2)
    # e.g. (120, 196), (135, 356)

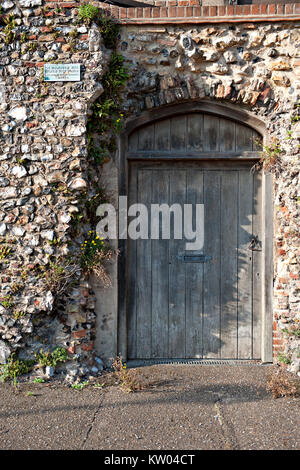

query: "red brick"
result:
(40, 26), (53, 33)
(289, 273), (299, 279)
(286, 4), (294, 15)
(177, 6), (185, 16)
(261, 4), (267, 15)
(186, 6), (192, 16)
(269, 4), (276, 15)
(68, 345), (76, 354)
(236, 5), (243, 16)
(60, 2), (77, 7)
(169, 6), (176, 16)
(295, 4), (300, 14)
(137, 7), (143, 18)
(73, 330), (86, 339)
(110, 6), (119, 19)
(202, 6), (209, 16)
(144, 7), (152, 18)
(227, 5), (234, 16)
(273, 339), (283, 345)
(243, 5), (251, 15)
(278, 249), (286, 256)
(218, 6), (225, 16)
(153, 7), (160, 17)
(251, 5), (260, 16)
(120, 7), (127, 18)
(209, 6), (217, 17)
(193, 6), (201, 16)
(81, 341), (94, 352)
(127, 8), (135, 18)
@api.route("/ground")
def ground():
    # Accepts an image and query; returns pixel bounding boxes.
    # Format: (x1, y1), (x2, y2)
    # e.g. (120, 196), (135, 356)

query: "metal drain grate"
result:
(127, 359), (268, 368)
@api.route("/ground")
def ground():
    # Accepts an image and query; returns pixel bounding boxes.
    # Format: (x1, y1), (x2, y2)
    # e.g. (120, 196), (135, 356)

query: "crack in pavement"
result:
(81, 394), (105, 449)
(213, 398), (240, 450)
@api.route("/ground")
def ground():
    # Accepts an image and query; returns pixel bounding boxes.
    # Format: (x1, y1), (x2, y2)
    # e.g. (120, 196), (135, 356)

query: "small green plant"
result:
(267, 366), (300, 398)
(26, 391), (34, 397)
(0, 354), (35, 383)
(94, 383), (105, 389)
(2, 14), (16, 44)
(277, 352), (292, 365)
(78, 3), (100, 25)
(34, 347), (68, 368)
(1, 295), (14, 309)
(0, 244), (11, 260)
(282, 327), (300, 338)
(11, 282), (22, 294)
(13, 310), (27, 320)
(80, 230), (115, 286)
(253, 138), (282, 173)
(71, 380), (89, 390)
(112, 355), (143, 393)
(20, 32), (27, 43)
(38, 258), (78, 295)
(27, 42), (38, 52)
(33, 377), (45, 383)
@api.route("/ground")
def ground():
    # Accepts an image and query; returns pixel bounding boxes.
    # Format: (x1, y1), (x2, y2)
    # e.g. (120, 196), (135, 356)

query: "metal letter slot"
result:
(178, 254), (212, 263)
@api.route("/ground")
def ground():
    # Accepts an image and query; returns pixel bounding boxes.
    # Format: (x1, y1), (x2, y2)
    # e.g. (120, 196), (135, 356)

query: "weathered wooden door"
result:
(127, 113), (263, 360)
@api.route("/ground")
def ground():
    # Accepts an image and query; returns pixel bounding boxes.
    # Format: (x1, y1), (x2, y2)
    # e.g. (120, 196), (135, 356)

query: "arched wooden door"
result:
(126, 112), (265, 360)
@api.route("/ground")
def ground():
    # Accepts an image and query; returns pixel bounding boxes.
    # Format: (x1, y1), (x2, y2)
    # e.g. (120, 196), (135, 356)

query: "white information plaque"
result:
(44, 63), (81, 82)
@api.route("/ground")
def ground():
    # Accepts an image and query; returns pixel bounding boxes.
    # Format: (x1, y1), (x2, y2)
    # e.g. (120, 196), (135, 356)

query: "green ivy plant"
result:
(87, 52), (129, 165)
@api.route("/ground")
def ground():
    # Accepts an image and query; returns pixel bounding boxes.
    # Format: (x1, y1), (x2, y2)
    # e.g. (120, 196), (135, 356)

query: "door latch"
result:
(248, 236), (261, 252)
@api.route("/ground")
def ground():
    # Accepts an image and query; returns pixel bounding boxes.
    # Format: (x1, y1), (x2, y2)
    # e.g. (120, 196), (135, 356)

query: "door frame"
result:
(117, 100), (273, 363)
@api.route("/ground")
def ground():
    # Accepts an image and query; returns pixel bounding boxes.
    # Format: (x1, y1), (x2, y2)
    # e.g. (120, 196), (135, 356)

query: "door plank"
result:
(185, 170), (204, 358)
(203, 115), (220, 152)
(136, 169), (152, 358)
(168, 170), (186, 358)
(151, 170), (170, 358)
(235, 124), (254, 151)
(170, 116), (187, 151)
(203, 171), (222, 358)
(220, 171), (238, 359)
(127, 165), (138, 359)
(138, 124), (155, 151)
(154, 119), (170, 151)
(187, 114), (204, 151)
(220, 118), (236, 153)
(253, 171), (263, 359)
(237, 170), (253, 359)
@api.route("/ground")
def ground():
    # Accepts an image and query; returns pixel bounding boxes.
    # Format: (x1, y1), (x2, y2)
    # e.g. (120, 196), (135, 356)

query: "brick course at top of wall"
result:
(45, 1), (300, 23)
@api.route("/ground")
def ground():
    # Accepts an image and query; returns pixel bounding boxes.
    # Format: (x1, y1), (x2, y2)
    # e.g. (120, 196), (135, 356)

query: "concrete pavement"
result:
(0, 365), (299, 450)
